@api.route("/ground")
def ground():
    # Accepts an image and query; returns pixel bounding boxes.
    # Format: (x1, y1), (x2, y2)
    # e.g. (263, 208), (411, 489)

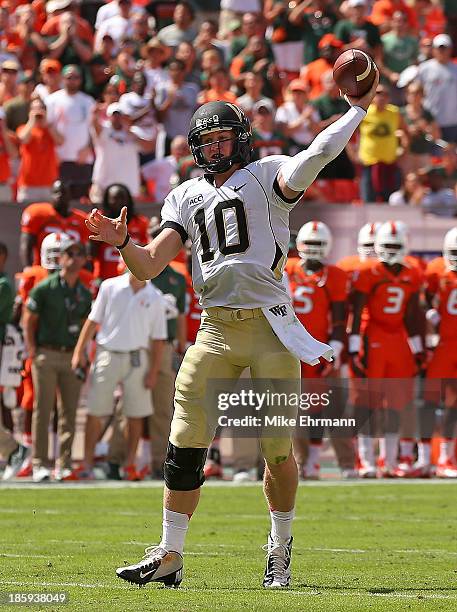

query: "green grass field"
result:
(1, 481), (457, 611)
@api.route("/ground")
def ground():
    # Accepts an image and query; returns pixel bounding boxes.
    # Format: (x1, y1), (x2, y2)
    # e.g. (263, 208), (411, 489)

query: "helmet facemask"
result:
(297, 240), (329, 264)
(445, 248), (457, 271)
(190, 126), (251, 174)
(376, 242), (405, 265)
(357, 242), (376, 260)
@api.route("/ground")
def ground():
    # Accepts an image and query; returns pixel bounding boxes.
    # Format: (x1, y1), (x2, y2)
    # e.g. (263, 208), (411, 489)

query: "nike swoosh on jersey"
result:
(233, 183), (247, 192)
(139, 569), (156, 579)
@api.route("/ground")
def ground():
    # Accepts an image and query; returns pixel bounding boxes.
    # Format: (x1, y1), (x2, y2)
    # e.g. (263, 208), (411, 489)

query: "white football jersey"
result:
(161, 156), (300, 308)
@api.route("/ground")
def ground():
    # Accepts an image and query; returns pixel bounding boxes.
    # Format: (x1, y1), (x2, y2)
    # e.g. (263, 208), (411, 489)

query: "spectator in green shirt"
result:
(23, 237), (92, 483)
(380, 11), (418, 104)
(334, 0), (382, 62)
(0, 242), (13, 345)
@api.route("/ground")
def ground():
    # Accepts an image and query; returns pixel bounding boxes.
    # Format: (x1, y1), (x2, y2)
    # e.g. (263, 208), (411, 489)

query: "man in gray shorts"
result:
(71, 267), (167, 480)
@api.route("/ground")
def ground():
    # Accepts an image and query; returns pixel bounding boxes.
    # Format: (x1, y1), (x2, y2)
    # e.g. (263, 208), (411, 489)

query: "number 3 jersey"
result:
(161, 156), (300, 309)
(353, 260), (423, 333)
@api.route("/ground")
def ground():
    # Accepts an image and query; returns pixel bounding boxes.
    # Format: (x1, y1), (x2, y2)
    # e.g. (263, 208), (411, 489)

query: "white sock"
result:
(358, 435), (374, 468)
(378, 438), (386, 463)
(137, 437), (151, 471)
(417, 441), (431, 466)
(385, 433), (399, 469)
(270, 508), (294, 543)
(306, 443), (321, 469)
(400, 439), (414, 459)
(438, 440), (454, 464)
(159, 509), (189, 554)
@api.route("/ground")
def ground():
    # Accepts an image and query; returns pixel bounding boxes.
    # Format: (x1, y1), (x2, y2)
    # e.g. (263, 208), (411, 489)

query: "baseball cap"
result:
(62, 64), (82, 78)
(318, 33), (343, 49)
(40, 58), (62, 73)
(433, 33), (452, 48)
(253, 99), (276, 114)
(106, 102), (123, 117)
(46, 0), (73, 13)
(289, 79), (307, 92)
(347, 0), (366, 7)
(1, 59), (20, 71)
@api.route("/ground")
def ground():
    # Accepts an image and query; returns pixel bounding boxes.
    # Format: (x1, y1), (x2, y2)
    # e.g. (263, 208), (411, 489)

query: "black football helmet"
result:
(188, 101), (253, 174)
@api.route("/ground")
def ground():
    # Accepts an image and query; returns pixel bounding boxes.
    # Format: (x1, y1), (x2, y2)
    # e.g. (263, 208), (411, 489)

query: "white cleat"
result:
(263, 533), (292, 588)
(358, 464), (377, 479)
(116, 546), (183, 588)
(32, 466), (51, 483)
(233, 469), (251, 483)
(436, 460), (457, 479)
(2, 445), (30, 481)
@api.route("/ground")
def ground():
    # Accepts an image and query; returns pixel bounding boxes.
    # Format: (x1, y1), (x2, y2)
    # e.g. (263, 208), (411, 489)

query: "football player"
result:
(349, 221), (423, 477)
(289, 221), (355, 479)
(19, 180), (88, 269)
(419, 227), (457, 478)
(87, 74), (379, 590)
(338, 222), (382, 281)
(89, 184), (149, 281)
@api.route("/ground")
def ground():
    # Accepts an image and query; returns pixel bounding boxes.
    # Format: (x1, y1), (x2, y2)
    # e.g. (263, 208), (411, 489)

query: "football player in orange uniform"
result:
(418, 228), (457, 478)
(289, 221), (355, 479)
(15, 233), (94, 477)
(90, 184), (149, 281)
(20, 180), (88, 269)
(337, 222), (381, 283)
(349, 221), (424, 477)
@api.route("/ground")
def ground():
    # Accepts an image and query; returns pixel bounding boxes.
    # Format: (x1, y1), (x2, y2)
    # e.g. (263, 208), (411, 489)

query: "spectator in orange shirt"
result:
(8, 4), (47, 73)
(301, 34), (343, 101)
(0, 59), (19, 106)
(0, 108), (16, 203)
(197, 67), (237, 105)
(41, 0), (94, 46)
(16, 98), (63, 204)
(43, 10), (93, 66)
(370, 0), (418, 34)
(415, 0), (447, 39)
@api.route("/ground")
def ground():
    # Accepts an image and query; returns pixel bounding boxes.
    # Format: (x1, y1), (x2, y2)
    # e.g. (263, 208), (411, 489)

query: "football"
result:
(333, 49), (377, 97)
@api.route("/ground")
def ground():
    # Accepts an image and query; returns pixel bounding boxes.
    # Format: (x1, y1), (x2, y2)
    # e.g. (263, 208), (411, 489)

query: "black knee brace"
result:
(164, 443), (208, 491)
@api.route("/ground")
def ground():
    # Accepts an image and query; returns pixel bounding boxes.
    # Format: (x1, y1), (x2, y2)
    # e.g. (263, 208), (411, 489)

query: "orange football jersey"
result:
(92, 215), (149, 280)
(185, 275), (202, 344)
(18, 264), (94, 302)
(20, 203), (88, 266)
(354, 261), (422, 332)
(288, 261), (348, 342)
(284, 256), (301, 276)
(426, 266), (457, 343)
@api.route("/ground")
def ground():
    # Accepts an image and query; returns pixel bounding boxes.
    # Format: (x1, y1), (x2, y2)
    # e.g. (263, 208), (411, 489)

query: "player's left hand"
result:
(86, 207), (128, 246)
(144, 370), (158, 389)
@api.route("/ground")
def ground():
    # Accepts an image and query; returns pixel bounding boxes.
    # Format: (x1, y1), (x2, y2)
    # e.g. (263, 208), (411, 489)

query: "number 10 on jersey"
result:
(194, 198), (250, 262)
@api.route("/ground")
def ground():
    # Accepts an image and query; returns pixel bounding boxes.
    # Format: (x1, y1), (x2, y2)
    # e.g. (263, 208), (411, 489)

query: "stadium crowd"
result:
(0, 0), (457, 482)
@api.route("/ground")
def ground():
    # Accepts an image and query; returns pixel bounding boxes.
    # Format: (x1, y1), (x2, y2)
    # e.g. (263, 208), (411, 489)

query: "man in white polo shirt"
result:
(71, 267), (167, 480)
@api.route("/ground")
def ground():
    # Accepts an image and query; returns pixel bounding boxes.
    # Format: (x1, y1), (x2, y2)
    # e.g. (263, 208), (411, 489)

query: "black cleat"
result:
(262, 533), (292, 588)
(116, 546), (183, 588)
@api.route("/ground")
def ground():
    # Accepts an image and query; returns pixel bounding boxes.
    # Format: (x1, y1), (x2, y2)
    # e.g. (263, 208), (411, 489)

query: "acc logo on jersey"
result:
(189, 194), (204, 205)
(196, 114), (220, 128)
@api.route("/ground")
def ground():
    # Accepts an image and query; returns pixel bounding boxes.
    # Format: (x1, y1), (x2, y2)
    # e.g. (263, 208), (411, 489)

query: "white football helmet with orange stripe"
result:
(40, 232), (74, 270)
(374, 221), (408, 265)
(357, 222), (381, 260)
(443, 227), (457, 271)
(296, 221), (332, 262)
